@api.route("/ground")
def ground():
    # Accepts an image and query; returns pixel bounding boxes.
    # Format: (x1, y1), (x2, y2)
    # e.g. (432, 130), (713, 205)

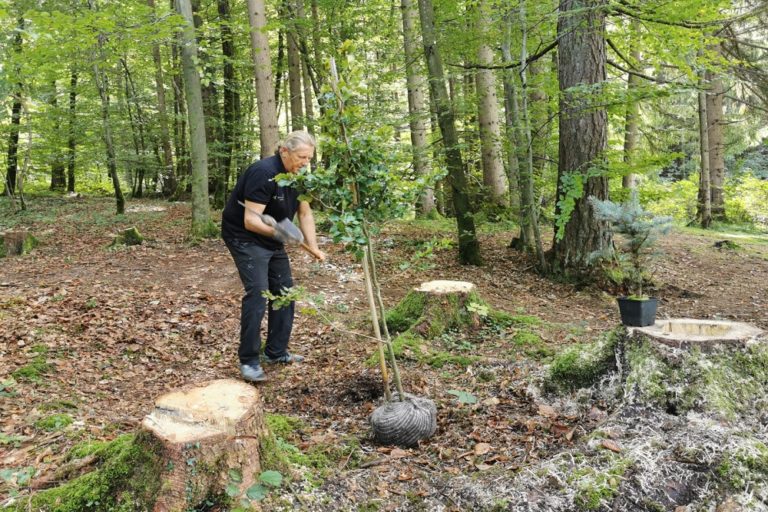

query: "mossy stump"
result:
(141, 379), (266, 511)
(111, 226), (144, 247)
(386, 280), (480, 338)
(0, 230), (38, 258)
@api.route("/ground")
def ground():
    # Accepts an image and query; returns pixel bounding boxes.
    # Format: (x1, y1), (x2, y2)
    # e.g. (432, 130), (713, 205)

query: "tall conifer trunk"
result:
(706, 70), (726, 220)
(551, 0), (611, 273)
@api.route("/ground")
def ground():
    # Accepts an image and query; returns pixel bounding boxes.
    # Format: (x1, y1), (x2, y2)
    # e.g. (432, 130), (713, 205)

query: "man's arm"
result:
(297, 201), (326, 261)
(243, 200), (278, 238)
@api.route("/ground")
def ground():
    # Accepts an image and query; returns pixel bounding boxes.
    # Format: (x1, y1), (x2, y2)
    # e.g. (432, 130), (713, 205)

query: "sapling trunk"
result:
(361, 246), (392, 402)
(365, 228), (405, 399)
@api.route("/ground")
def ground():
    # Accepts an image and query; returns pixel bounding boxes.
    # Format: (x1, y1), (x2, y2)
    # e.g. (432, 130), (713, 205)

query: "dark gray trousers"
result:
(224, 239), (294, 365)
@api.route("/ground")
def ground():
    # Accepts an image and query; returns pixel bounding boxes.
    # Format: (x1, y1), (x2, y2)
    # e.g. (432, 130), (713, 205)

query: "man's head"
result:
(278, 131), (316, 173)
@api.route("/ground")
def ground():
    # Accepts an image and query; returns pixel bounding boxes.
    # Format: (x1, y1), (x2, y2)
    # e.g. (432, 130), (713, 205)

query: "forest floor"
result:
(1, 196), (767, 511)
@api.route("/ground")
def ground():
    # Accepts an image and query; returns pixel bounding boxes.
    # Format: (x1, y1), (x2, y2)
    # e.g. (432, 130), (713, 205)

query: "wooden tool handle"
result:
(300, 242), (325, 261)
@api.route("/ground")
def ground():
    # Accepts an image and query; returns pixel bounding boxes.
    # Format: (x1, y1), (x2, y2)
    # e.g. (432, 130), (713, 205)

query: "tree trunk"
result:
(500, 13), (522, 220)
(697, 73), (712, 229)
(67, 71), (78, 193)
(551, 0), (611, 274)
(147, 0), (176, 197)
(215, 0), (238, 209)
(401, 0), (433, 215)
(247, 0), (280, 157)
(622, 20), (640, 189)
(706, 70), (725, 221)
(511, 0), (546, 271)
(4, 19), (23, 197)
(295, 0), (315, 134)
(286, 0), (304, 131)
(176, 0), (212, 235)
(49, 82), (67, 192)
(122, 59), (150, 199)
(417, 0), (481, 265)
(474, 0), (508, 208)
(88, 0), (125, 214)
(171, 36), (190, 196)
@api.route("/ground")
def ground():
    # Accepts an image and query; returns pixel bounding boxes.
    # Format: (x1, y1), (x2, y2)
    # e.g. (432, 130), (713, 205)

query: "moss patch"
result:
(9, 433), (164, 512)
(34, 413), (74, 432)
(546, 330), (621, 392)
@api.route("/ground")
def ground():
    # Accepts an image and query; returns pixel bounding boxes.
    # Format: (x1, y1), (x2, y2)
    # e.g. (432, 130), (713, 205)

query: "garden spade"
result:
(237, 201), (324, 260)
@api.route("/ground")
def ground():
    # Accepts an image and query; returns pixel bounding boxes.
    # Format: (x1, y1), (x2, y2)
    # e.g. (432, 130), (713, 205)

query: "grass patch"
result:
(12, 345), (52, 383)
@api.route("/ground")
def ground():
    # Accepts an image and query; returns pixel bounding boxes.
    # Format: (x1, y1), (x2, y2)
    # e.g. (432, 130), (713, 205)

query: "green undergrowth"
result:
(718, 440), (768, 491)
(5, 433), (164, 512)
(261, 414), (362, 484)
(570, 454), (634, 510)
(377, 288), (558, 368)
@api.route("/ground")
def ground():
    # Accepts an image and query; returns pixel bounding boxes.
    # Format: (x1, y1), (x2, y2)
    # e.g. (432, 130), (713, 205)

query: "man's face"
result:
(280, 144), (314, 173)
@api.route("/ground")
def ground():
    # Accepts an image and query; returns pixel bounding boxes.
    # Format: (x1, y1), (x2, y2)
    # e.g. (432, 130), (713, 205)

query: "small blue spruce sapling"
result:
(590, 192), (671, 299)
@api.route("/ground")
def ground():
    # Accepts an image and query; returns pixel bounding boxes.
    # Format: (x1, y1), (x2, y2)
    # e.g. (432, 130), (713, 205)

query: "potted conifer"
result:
(590, 192), (671, 327)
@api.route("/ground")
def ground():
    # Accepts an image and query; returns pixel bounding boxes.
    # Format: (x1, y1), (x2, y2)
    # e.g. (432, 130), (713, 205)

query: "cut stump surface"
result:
(141, 379), (265, 512)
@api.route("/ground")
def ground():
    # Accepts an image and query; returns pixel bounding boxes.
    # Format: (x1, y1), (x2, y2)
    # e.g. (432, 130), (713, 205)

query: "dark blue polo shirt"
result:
(221, 155), (300, 250)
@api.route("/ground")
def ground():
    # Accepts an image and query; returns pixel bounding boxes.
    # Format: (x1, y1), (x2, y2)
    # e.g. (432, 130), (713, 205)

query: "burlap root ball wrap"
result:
(370, 393), (437, 447)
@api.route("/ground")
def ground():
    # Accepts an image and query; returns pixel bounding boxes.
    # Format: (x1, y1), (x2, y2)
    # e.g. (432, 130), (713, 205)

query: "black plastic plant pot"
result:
(617, 297), (658, 327)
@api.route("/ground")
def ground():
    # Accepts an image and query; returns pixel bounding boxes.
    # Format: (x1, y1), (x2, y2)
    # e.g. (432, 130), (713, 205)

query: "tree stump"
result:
(386, 280), (480, 337)
(0, 230), (38, 258)
(141, 379), (266, 511)
(111, 226), (144, 247)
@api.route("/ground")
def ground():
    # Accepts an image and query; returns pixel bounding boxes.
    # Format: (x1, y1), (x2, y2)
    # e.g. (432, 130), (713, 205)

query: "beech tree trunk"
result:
(551, 0), (611, 273)
(401, 0), (433, 215)
(418, 0), (481, 265)
(147, 0), (175, 197)
(176, 0), (212, 235)
(475, 0), (508, 208)
(247, 0), (280, 157)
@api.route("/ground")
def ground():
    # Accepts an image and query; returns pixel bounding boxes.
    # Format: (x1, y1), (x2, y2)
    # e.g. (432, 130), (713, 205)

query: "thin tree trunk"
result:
(401, 0), (433, 215)
(49, 82), (67, 192)
(697, 71), (712, 228)
(475, 0), (508, 208)
(247, 0), (280, 157)
(286, 0), (304, 131)
(121, 58), (150, 198)
(148, 0), (175, 197)
(512, 1), (546, 271)
(551, 0), (611, 274)
(4, 19), (24, 197)
(217, 0), (238, 208)
(622, 20), (641, 189)
(706, 70), (725, 221)
(295, 0), (315, 136)
(501, 12), (521, 219)
(67, 71), (78, 193)
(418, 0), (481, 265)
(176, 0), (212, 235)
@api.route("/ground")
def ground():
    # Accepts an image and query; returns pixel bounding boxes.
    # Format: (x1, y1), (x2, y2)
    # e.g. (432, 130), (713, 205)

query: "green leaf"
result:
(228, 468), (242, 483)
(447, 390), (477, 404)
(259, 470), (283, 487)
(246, 483), (268, 500)
(225, 482), (240, 497)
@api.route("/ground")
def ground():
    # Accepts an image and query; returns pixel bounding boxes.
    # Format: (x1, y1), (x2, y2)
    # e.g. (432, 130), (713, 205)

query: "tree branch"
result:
(610, 1), (768, 30)
(448, 39), (558, 70)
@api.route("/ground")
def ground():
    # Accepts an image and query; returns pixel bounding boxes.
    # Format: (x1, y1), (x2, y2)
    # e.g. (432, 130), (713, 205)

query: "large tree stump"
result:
(0, 230), (38, 258)
(141, 379), (266, 512)
(386, 280), (480, 337)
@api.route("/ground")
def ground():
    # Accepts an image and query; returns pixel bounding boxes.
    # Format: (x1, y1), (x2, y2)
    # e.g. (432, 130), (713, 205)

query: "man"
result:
(222, 130), (325, 382)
